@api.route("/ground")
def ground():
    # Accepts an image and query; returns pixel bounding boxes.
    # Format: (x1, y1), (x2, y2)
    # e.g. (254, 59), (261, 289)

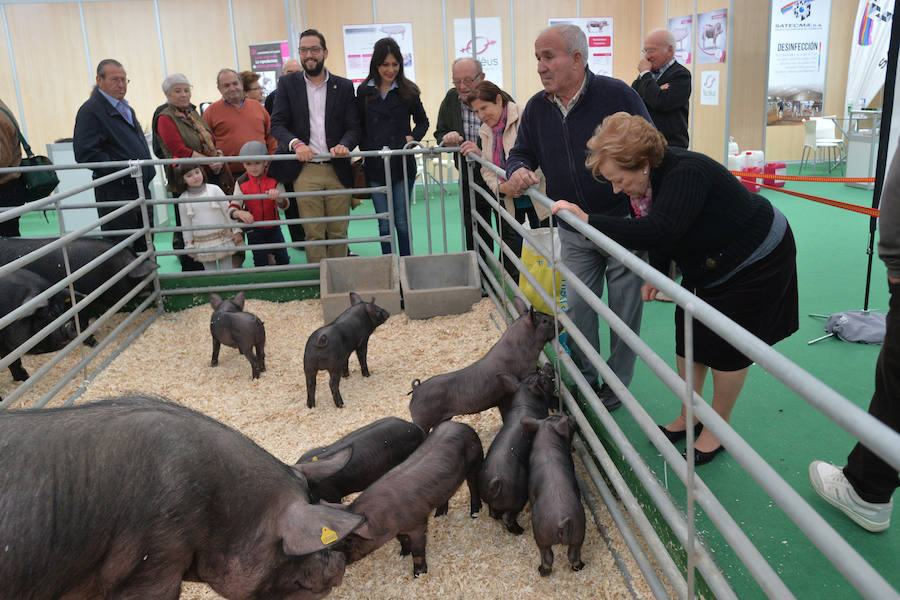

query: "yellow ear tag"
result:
(312, 456), (318, 461)
(321, 526), (338, 546)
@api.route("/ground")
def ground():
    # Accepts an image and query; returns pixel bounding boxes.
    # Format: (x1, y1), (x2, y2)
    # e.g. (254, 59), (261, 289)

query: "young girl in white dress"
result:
(172, 164), (242, 270)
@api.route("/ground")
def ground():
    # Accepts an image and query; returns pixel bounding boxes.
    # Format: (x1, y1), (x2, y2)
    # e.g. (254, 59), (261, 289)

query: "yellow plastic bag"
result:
(518, 227), (567, 314)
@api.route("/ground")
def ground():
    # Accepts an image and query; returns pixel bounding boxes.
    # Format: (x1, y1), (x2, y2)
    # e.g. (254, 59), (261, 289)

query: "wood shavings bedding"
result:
(4, 297), (656, 599)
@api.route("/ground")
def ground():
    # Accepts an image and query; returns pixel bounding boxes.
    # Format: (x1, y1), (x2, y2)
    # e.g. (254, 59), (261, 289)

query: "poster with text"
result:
(700, 70), (720, 105)
(696, 9), (728, 64)
(250, 42), (290, 95)
(454, 18), (503, 87)
(766, 0), (831, 125)
(342, 23), (415, 86)
(668, 15), (693, 65)
(549, 17), (614, 77)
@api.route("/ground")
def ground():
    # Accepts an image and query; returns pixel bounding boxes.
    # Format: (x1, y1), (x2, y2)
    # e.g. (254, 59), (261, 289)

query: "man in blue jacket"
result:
(506, 24), (652, 411)
(74, 59), (155, 253)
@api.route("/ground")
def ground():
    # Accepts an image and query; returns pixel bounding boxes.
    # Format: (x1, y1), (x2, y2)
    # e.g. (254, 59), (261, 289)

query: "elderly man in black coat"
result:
(631, 29), (691, 149)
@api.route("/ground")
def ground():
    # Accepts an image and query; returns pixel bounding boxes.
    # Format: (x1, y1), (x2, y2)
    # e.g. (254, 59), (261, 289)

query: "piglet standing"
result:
(522, 414), (586, 576)
(304, 292), (390, 408)
(478, 364), (557, 535)
(294, 416), (425, 502)
(339, 420), (483, 578)
(408, 296), (556, 432)
(209, 292), (266, 379)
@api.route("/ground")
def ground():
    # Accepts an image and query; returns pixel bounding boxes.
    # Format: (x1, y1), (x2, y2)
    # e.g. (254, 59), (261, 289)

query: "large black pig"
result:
(304, 292), (390, 408)
(408, 296), (556, 431)
(0, 237), (158, 344)
(210, 292), (266, 379)
(294, 417), (425, 503)
(1, 269), (78, 383)
(521, 414), (586, 576)
(339, 420), (483, 577)
(0, 395), (364, 600)
(478, 363), (557, 535)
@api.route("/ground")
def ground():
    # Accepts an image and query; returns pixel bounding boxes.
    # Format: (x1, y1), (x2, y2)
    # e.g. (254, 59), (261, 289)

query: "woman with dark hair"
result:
(356, 37), (428, 256)
(552, 112), (799, 465)
(460, 80), (549, 281)
(240, 71), (264, 104)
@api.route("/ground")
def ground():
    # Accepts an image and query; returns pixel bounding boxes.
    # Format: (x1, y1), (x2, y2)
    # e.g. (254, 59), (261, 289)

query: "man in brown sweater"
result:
(203, 68), (276, 176)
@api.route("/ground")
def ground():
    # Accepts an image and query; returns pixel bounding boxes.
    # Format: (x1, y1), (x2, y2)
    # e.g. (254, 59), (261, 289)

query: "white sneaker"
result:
(808, 461), (892, 532)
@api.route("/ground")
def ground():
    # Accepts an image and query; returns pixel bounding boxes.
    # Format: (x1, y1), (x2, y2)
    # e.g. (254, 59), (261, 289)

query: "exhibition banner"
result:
(766, 0), (832, 124)
(342, 23), (416, 85)
(454, 18), (503, 87)
(696, 9), (728, 64)
(700, 70), (720, 105)
(845, 0), (894, 116)
(549, 18), (615, 77)
(669, 15), (693, 65)
(249, 42), (290, 96)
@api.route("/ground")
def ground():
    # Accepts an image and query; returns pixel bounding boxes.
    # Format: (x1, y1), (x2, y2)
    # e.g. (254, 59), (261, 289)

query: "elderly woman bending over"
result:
(552, 112), (798, 466)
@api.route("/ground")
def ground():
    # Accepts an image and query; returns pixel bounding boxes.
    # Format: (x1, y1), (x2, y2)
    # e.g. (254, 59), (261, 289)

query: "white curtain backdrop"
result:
(845, 0), (895, 116)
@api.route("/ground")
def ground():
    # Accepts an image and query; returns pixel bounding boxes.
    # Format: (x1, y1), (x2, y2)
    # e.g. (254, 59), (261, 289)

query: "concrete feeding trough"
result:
(319, 255), (402, 323)
(400, 251), (482, 319)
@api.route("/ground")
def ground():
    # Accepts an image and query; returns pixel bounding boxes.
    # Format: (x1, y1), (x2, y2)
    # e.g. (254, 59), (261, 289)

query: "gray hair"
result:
(648, 28), (676, 50)
(541, 24), (588, 64)
(162, 73), (191, 95)
(452, 56), (483, 76)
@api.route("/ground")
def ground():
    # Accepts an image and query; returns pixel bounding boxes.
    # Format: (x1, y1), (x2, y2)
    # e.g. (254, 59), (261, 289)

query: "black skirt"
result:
(675, 225), (799, 371)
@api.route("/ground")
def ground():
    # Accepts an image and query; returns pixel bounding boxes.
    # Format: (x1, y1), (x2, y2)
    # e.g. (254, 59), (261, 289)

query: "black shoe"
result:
(684, 445), (725, 466)
(658, 423), (703, 444)
(595, 383), (622, 412)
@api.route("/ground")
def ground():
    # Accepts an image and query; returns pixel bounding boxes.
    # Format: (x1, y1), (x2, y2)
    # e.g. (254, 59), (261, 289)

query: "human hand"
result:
(660, 83), (670, 90)
(330, 144), (350, 158)
(551, 200), (588, 222)
(209, 161), (223, 174)
(232, 232), (244, 244)
(405, 135), (415, 143)
(442, 131), (463, 146)
(267, 188), (280, 200)
(507, 167), (540, 196)
(638, 57), (652, 72)
(234, 210), (254, 224)
(459, 140), (480, 156)
(641, 282), (659, 302)
(294, 143), (314, 162)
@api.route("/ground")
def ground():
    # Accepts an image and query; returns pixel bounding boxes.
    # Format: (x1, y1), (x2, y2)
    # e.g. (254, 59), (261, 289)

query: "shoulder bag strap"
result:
(0, 104), (34, 158)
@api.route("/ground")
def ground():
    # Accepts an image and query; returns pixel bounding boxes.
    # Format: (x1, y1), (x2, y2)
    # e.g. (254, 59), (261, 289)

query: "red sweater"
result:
(202, 99), (277, 174)
(230, 172), (284, 229)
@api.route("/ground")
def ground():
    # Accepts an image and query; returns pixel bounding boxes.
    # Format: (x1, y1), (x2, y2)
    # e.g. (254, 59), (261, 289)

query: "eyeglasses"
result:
(452, 76), (478, 87)
(299, 46), (324, 55)
(106, 77), (130, 84)
(248, 86), (262, 92)
(641, 47), (660, 55)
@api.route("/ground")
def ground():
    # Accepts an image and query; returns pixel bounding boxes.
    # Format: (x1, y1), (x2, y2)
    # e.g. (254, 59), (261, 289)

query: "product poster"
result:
(766, 0), (832, 125)
(699, 70), (720, 105)
(249, 42), (290, 95)
(453, 18), (503, 87)
(549, 17), (614, 77)
(668, 15), (693, 65)
(342, 23), (415, 85)
(696, 9), (728, 64)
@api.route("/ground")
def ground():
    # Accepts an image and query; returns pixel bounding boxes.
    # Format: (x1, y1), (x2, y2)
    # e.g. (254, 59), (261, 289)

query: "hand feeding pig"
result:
(408, 296), (556, 431)
(478, 363), (557, 535)
(1, 270), (78, 384)
(303, 292), (390, 408)
(210, 291), (266, 379)
(0, 395), (364, 600)
(294, 417), (425, 503)
(339, 420), (483, 578)
(521, 414), (586, 576)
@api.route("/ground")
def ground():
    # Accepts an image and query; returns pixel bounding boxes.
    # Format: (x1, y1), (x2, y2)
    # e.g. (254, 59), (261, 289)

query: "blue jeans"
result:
(370, 178), (414, 256)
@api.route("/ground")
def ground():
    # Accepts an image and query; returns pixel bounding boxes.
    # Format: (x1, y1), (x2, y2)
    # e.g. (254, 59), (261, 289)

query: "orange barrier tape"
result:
(729, 170), (875, 183)
(755, 182), (880, 217)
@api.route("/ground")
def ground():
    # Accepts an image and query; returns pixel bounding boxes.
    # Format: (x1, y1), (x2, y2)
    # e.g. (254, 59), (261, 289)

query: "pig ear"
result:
(232, 291), (246, 310)
(520, 416), (540, 434)
(279, 501), (365, 556)
(292, 447), (353, 484)
(210, 294), (222, 309)
(497, 372), (519, 395)
(17, 292), (50, 319)
(552, 415), (576, 437)
(128, 259), (159, 280)
(512, 296), (528, 316)
(349, 292), (362, 305)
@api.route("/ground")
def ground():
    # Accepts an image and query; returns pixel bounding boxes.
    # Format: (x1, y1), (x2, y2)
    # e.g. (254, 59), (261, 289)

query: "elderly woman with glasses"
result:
(552, 112), (798, 466)
(152, 73), (238, 268)
(240, 70), (265, 104)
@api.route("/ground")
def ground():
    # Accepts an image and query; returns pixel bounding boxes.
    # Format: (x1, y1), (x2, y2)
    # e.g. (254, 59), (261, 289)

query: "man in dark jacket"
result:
(506, 24), (653, 411)
(631, 29), (691, 149)
(73, 59), (155, 253)
(270, 29), (360, 263)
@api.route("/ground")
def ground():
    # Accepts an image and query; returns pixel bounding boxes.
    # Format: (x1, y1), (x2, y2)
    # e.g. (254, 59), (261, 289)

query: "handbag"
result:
(0, 105), (59, 202)
(518, 226), (567, 315)
(351, 157), (369, 202)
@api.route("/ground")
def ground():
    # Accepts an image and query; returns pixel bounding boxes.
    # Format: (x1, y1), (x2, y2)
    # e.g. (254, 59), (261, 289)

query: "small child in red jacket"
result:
(229, 141), (290, 267)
